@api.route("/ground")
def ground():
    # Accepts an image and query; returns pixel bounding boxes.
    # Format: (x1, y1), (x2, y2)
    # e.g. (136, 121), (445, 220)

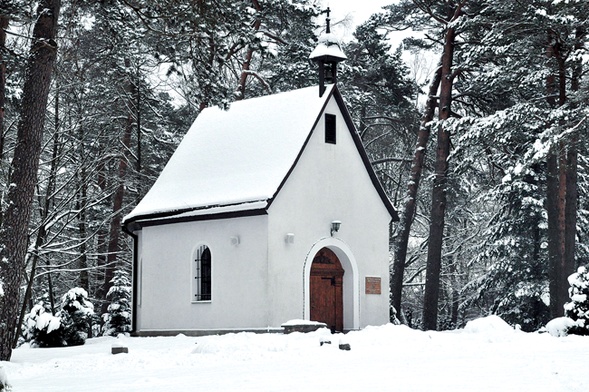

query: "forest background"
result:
(0, 0), (587, 361)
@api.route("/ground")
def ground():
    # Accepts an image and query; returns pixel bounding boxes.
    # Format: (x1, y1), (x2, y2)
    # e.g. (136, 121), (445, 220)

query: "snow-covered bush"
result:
(496, 288), (550, 332)
(544, 317), (576, 337)
(0, 365), (9, 391)
(60, 288), (95, 346)
(21, 288), (95, 347)
(564, 266), (589, 336)
(22, 302), (64, 347)
(102, 269), (132, 337)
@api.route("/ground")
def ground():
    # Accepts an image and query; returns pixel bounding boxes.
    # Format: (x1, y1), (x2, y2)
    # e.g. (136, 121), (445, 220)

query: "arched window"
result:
(193, 245), (211, 301)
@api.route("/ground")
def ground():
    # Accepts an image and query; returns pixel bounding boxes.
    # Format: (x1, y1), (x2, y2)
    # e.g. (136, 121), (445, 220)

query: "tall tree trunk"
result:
(76, 107), (89, 292)
(94, 160), (108, 297)
(391, 64), (442, 317)
(546, 29), (578, 318)
(0, 15), (7, 166)
(545, 31), (561, 318)
(0, 0), (60, 361)
(99, 67), (136, 314)
(566, 27), (583, 274)
(76, 174), (90, 291)
(448, 253), (459, 328)
(422, 19), (458, 331)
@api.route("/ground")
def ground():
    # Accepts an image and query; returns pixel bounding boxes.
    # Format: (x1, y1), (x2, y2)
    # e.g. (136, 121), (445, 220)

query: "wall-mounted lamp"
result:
(285, 233), (295, 244)
(230, 236), (240, 246)
(331, 220), (341, 237)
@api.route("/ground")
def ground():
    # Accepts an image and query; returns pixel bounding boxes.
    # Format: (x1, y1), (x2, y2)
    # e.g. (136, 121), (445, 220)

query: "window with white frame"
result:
(192, 245), (211, 301)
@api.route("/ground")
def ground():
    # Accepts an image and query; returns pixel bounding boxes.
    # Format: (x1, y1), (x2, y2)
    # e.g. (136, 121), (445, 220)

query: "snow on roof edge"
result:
(129, 200), (269, 228)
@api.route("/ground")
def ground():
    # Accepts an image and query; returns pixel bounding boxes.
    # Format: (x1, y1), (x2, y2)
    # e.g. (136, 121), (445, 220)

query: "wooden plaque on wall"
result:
(365, 277), (381, 295)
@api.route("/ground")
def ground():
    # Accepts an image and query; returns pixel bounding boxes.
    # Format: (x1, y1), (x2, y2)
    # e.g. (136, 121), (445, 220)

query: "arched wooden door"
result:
(310, 247), (344, 332)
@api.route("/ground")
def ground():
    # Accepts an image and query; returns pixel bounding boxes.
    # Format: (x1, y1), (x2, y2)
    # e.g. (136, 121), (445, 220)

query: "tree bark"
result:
(0, 15), (7, 167)
(546, 28), (578, 318)
(391, 64), (442, 317)
(0, 0), (60, 361)
(422, 19), (458, 331)
(566, 27), (583, 275)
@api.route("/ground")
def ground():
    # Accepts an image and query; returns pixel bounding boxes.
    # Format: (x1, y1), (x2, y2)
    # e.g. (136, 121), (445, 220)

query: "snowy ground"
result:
(2, 316), (588, 391)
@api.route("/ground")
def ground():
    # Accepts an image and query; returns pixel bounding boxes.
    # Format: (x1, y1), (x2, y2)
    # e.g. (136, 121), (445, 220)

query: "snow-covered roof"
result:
(124, 85), (335, 225)
(309, 33), (347, 61)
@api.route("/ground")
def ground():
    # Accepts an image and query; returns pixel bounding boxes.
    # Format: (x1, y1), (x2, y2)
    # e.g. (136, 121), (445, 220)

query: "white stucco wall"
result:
(267, 97), (392, 330)
(137, 215), (269, 332)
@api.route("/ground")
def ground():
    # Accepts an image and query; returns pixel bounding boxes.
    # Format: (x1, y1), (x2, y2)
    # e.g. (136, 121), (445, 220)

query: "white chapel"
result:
(122, 17), (398, 335)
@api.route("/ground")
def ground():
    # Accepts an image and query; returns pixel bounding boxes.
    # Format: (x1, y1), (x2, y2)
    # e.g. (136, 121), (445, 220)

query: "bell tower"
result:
(309, 7), (347, 97)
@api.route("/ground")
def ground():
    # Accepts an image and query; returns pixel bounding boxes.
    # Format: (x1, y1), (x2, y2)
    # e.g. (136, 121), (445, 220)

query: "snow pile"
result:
(463, 315), (516, 338)
(281, 319), (326, 326)
(545, 317), (576, 337)
(4, 316), (589, 391)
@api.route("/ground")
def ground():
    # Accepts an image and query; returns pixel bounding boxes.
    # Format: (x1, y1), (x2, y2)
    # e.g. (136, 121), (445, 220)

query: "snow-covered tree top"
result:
(124, 85), (336, 223)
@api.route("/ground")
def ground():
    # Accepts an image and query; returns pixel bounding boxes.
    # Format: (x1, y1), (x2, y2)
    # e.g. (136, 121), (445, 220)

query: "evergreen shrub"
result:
(102, 269), (132, 337)
(60, 288), (95, 345)
(22, 288), (94, 347)
(564, 266), (589, 336)
(22, 302), (64, 347)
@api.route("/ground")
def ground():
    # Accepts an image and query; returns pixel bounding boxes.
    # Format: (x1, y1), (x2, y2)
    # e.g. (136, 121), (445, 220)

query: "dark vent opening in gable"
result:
(325, 114), (336, 144)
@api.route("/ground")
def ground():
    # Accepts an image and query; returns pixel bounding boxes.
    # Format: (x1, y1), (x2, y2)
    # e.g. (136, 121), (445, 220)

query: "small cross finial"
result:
(325, 7), (331, 34)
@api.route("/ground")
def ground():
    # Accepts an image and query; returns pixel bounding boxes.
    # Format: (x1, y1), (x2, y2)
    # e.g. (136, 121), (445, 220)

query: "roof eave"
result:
(123, 202), (269, 233)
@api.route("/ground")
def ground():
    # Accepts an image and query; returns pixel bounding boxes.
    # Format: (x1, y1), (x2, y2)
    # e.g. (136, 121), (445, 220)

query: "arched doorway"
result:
(310, 247), (344, 332)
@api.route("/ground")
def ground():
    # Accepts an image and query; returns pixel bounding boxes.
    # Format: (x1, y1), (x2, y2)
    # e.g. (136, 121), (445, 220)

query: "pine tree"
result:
(451, 0), (588, 328)
(374, 0), (472, 329)
(59, 287), (94, 346)
(102, 269), (132, 337)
